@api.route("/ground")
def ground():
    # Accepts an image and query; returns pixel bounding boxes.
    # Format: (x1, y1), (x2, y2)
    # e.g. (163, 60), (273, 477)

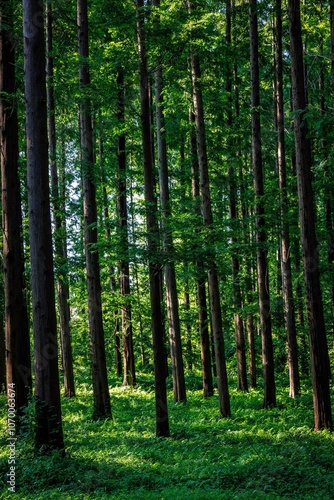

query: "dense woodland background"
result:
(1, 0), (334, 497)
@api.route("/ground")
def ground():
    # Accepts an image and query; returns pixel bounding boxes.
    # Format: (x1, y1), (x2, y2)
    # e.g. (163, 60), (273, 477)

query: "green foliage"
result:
(1, 371), (334, 499)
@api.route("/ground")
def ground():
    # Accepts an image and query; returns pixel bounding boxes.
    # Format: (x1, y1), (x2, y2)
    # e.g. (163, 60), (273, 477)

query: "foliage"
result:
(1, 370), (334, 499)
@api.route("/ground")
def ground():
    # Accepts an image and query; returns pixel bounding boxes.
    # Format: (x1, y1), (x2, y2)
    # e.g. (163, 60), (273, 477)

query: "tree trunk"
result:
(153, 0), (186, 403)
(274, 0), (300, 398)
(288, 0), (332, 430)
(46, 1), (75, 399)
(190, 110), (213, 398)
(22, 0), (64, 452)
(1, 1), (32, 414)
(250, 0), (276, 408)
(188, 0), (230, 417)
(136, 0), (170, 437)
(226, 0), (248, 392)
(116, 68), (136, 387)
(98, 122), (122, 377)
(77, 0), (111, 420)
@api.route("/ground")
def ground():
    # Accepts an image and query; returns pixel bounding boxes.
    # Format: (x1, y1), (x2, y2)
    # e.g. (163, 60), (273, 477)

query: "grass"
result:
(1, 371), (334, 499)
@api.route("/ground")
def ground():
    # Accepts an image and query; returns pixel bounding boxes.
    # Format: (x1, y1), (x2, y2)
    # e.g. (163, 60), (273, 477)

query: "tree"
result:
(226, 0), (248, 393)
(22, 0), (64, 452)
(288, 0), (332, 430)
(153, 0), (186, 403)
(77, 0), (111, 420)
(189, 111), (213, 398)
(274, 0), (300, 398)
(46, 0), (75, 398)
(188, 0), (231, 417)
(250, 0), (276, 408)
(136, 0), (170, 437)
(1, 0), (32, 414)
(116, 68), (136, 387)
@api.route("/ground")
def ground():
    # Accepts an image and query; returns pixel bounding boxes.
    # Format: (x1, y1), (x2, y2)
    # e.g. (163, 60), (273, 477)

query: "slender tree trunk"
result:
(98, 122), (122, 377)
(153, 0), (186, 402)
(116, 68), (136, 387)
(226, 0), (248, 392)
(136, 0), (170, 437)
(183, 277), (193, 371)
(1, 1), (32, 414)
(250, 0), (276, 408)
(46, 1), (75, 399)
(77, 0), (111, 420)
(188, 0), (230, 417)
(190, 111), (213, 398)
(22, 0), (64, 452)
(274, 0), (300, 398)
(288, 0), (332, 430)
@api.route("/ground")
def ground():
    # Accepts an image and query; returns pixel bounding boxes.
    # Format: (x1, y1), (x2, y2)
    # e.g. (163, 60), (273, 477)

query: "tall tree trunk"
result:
(98, 121), (122, 377)
(190, 111), (213, 398)
(1, 0), (32, 414)
(116, 68), (136, 387)
(188, 1), (231, 417)
(46, 1), (75, 399)
(274, 0), (300, 398)
(226, 0), (248, 392)
(77, 0), (111, 420)
(136, 0), (170, 437)
(22, 0), (64, 452)
(250, 0), (276, 408)
(288, 0), (332, 430)
(153, 0), (186, 403)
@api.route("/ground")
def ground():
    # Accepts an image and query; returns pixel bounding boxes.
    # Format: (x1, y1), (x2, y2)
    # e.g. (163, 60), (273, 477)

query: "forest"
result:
(1, 0), (334, 498)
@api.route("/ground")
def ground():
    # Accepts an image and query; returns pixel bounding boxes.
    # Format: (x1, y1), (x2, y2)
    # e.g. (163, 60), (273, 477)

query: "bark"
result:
(183, 277), (193, 371)
(98, 124), (122, 376)
(116, 68), (136, 387)
(190, 111), (213, 398)
(77, 0), (111, 420)
(23, 0), (64, 452)
(1, 1), (32, 413)
(46, 1), (75, 399)
(188, 1), (230, 417)
(226, 0), (248, 392)
(274, 0), (300, 398)
(250, 0), (276, 407)
(136, 0), (170, 437)
(153, 0), (186, 402)
(288, 0), (332, 430)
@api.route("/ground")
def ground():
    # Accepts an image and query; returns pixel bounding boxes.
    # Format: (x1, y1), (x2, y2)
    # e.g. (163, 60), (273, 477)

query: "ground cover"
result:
(1, 371), (334, 499)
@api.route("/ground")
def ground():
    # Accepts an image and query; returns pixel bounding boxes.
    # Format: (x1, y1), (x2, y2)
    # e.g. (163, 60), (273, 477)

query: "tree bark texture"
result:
(274, 0), (300, 398)
(23, 0), (64, 452)
(116, 68), (136, 387)
(78, 0), (111, 420)
(46, 1), (75, 399)
(137, 0), (170, 437)
(153, 0), (186, 402)
(226, 0), (248, 392)
(250, 0), (276, 408)
(289, 0), (332, 430)
(188, 0), (231, 417)
(1, 1), (32, 413)
(190, 110), (213, 398)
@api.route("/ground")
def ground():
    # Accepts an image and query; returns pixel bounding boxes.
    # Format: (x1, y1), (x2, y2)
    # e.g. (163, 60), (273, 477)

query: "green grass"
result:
(1, 372), (334, 499)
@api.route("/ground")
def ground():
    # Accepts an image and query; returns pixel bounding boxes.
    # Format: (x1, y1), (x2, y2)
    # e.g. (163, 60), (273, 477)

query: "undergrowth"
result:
(1, 371), (334, 499)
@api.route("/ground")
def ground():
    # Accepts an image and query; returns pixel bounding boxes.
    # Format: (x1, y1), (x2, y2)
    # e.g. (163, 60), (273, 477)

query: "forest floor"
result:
(1, 370), (334, 499)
